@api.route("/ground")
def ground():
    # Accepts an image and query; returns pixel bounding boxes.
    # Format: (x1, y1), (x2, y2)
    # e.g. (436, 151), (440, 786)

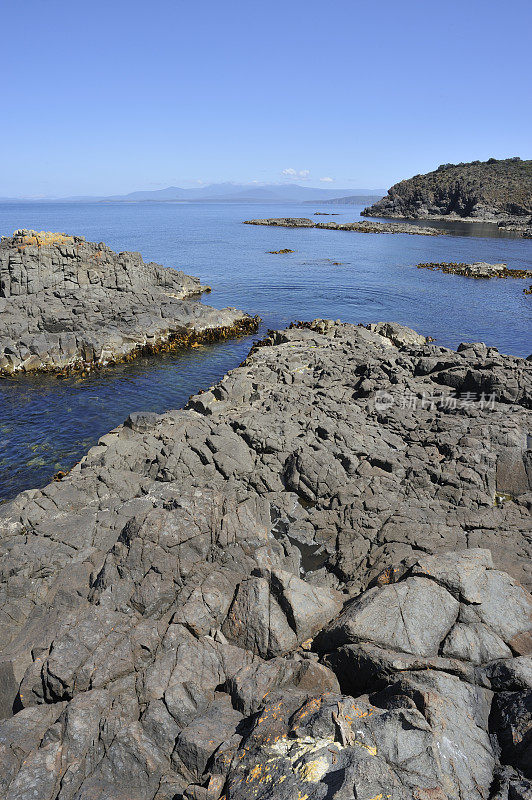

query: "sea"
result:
(0, 201), (530, 501)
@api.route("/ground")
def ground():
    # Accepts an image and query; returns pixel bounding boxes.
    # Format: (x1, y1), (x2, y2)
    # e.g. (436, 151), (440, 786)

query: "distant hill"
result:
(361, 157), (532, 224)
(0, 183), (379, 204)
(101, 183), (373, 203)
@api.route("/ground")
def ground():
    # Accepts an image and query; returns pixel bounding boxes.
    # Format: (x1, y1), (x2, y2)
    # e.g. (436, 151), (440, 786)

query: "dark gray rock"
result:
(0, 230), (258, 374)
(0, 320), (531, 798)
(243, 217), (446, 235)
(314, 576), (459, 656)
(362, 157), (532, 235)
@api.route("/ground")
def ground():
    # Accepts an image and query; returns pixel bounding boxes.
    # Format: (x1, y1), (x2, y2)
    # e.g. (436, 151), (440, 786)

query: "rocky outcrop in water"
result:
(416, 261), (532, 279)
(0, 319), (530, 798)
(362, 157), (532, 235)
(0, 230), (258, 375)
(243, 218), (446, 235)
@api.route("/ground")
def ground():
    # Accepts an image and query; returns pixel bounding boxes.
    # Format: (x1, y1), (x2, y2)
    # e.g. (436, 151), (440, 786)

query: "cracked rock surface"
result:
(0, 230), (257, 375)
(0, 319), (531, 799)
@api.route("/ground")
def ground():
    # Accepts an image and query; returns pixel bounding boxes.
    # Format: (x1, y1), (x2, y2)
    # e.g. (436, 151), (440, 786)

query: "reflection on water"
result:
(0, 200), (530, 500)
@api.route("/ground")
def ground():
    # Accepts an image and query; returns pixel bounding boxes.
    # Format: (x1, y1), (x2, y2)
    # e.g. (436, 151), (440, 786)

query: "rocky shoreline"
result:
(416, 261), (532, 279)
(244, 217), (446, 235)
(0, 230), (259, 376)
(362, 158), (532, 237)
(0, 319), (530, 799)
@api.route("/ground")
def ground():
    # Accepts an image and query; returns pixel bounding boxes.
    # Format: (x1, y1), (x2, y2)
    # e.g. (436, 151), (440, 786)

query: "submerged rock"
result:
(0, 320), (531, 798)
(0, 230), (259, 375)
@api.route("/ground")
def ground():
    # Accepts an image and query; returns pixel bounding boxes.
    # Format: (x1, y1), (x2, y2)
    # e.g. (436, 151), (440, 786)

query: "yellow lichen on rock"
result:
(12, 229), (77, 247)
(295, 756), (330, 782)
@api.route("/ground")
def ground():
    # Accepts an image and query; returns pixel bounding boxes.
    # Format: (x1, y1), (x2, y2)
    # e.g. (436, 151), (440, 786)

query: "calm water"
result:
(0, 201), (531, 501)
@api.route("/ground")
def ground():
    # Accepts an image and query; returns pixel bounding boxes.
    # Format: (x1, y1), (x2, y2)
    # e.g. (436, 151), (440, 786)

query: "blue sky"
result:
(1, 0), (530, 197)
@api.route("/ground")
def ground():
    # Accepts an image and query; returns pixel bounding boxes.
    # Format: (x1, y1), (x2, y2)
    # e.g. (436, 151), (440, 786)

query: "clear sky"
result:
(1, 0), (531, 197)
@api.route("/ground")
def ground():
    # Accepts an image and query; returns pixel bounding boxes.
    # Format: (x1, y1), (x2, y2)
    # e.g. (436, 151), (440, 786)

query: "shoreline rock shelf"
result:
(416, 261), (532, 279)
(244, 217), (447, 235)
(0, 230), (259, 376)
(0, 319), (531, 798)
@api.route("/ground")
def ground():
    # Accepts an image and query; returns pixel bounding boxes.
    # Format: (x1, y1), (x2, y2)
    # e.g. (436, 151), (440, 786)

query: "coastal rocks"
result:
(416, 261), (532, 279)
(498, 219), (532, 238)
(244, 217), (446, 235)
(367, 320), (428, 347)
(362, 157), (532, 235)
(267, 248), (294, 254)
(0, 230), (258, 375)
(0, 320), (531, 798)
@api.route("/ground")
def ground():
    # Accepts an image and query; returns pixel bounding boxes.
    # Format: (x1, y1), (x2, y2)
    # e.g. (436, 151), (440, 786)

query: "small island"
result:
(0, 230), (259, 376)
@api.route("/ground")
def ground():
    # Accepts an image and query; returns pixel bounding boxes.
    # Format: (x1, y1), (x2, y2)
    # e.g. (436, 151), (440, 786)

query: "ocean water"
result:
(0, 201), (531, 501)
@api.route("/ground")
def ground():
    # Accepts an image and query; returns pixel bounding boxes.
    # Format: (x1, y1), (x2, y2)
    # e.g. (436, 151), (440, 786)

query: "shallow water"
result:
(0, 201), (530, 500)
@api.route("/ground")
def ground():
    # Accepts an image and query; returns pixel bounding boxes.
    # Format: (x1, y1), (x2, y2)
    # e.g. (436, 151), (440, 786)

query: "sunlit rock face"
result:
(362, 157), (532, 236)
(0, 230), (258, 374)
(0, 320), (530, 798)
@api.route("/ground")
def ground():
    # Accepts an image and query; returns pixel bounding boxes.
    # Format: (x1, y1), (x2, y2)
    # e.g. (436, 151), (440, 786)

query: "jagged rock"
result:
(0, 321), (531, 798)
(0, 230), (258, 374)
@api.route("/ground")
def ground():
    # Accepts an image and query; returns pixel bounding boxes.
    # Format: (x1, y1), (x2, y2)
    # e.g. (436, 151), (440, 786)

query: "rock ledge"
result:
(0, 230), (259, 375)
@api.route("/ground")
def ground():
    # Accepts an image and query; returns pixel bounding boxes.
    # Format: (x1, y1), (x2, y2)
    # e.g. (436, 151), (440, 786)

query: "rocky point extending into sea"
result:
(0, 230), (259, 376)
(0, 319), (530, 800)
(243, 217), (446, 235)
(362, 157), (532, 236)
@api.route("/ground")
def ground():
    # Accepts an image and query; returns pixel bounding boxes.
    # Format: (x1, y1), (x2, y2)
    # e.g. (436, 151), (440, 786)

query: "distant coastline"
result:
(0, 183), (382, 205)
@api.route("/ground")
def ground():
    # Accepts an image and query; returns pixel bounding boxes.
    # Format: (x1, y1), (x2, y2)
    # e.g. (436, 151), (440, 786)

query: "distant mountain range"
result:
(0, 183), (382, 204)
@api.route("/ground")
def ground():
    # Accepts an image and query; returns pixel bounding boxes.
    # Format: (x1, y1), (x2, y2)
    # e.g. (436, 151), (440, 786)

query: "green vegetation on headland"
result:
(360, 157), (532, 236)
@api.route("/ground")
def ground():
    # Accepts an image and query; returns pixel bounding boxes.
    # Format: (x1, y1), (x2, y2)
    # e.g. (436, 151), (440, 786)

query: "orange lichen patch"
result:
(12, 230), (77, 248)
(246, 764), (263, 782)
(257, 700), (284, 725)
(349, 703), (373, 719)
(291, 696), (323, 727)
(244, 762), (273, 786)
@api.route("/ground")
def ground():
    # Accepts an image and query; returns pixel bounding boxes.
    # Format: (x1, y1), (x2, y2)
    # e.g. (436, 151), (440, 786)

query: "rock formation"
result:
(416, 261), (532, 279)
(362, 157), (532, 235)
(0, 319), (530, 798)
(243, 218), (446, 235)
(0, 230), (258, 375)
